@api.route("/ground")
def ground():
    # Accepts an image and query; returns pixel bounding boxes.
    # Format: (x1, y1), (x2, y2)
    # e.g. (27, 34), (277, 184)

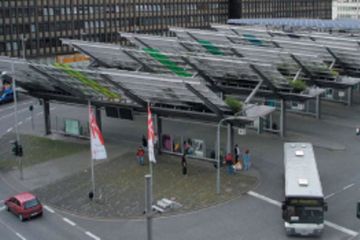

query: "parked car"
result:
(4, 192), (43, 221)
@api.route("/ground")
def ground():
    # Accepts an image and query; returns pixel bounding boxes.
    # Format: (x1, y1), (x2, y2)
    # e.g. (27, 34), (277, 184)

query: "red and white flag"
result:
(147, 104), (156, 163)
(89, 104), (107, 160)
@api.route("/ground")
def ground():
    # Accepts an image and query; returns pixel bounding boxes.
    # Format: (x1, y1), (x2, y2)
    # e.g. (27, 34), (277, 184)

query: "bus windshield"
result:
(285, 205), (324, 224)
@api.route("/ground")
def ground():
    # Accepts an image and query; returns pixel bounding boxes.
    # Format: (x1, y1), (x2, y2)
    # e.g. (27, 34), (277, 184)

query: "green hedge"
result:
(225, 96), (243, 113)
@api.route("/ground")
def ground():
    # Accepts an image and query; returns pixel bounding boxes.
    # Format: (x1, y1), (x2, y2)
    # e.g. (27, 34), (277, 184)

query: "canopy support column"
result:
(95, 106), (102, 131)
(315, 96), (321, 119)
(43, 99), (51, 135)
(280, 99), (286, 138)
(226, 123), (234, 154)
(154, 114), (162, 155)
(347, 87), (353, 106)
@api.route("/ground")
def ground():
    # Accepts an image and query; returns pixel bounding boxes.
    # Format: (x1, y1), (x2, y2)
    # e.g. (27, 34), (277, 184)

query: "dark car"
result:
(5, 192), (43, 221)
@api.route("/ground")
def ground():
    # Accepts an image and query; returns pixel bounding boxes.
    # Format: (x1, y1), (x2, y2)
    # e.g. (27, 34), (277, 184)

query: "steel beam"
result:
(43, 99), (51, 135)
(185, 83), (224, 118)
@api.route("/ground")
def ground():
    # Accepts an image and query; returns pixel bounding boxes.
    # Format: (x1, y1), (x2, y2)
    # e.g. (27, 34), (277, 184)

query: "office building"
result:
(333, 0), (360, 19)
(0, 0), (228, 58)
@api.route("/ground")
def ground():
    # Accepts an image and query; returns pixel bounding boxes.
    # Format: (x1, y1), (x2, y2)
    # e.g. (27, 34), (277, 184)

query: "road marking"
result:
(247, 190), (358, 237)
(0, 108), (29, 121)
(343, 183), (355, 190)
(43, 205), (55, 213)
(0, 216), (28, 240)
(0, 206), (5, 212)
(6, 127), (13, 133)
(324, 221), (358, 237)
(85, 231), (101, 240)
(325, 193), (335, 199)
(18, 121), (23, 126)
(248, 191), (282, 207)
(0, 100), (33, 113)
(63, 217), (76, 226)
(15, 232), (26, 240)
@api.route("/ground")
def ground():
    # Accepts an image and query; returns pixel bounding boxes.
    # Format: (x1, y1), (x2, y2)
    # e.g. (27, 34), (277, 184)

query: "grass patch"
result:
(0, 133), (88, 171)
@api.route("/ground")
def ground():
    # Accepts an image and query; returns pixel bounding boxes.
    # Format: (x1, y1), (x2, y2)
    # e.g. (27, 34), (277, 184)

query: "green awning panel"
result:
(196, 39), (224, 56)
(143, 48), (192, 77)
(54, 63), (120, 99)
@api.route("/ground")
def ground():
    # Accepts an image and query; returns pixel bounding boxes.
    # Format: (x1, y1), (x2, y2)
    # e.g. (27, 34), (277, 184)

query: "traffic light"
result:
(11, 141), (23, 157)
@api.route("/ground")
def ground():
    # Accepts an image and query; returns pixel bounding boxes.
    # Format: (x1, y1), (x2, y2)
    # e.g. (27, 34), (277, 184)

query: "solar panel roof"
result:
(0, 56), (233, 117)
(228, 18), (360, 30)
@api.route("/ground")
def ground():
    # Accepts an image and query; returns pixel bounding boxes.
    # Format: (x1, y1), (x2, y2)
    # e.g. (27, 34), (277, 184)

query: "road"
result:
(1, 96), (360, 239)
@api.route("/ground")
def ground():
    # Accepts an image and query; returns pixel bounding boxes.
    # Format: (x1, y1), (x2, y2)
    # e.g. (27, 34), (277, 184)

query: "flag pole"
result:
(89, 100), (96, 199)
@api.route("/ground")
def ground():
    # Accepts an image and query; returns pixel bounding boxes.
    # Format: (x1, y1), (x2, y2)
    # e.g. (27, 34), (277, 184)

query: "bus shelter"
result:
(63, 38), (323, 137)
(0, 56), (275, 158)
(169, 27), (360, 106)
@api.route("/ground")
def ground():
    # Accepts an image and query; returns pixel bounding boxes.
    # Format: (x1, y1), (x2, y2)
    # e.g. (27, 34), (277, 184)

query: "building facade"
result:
(230, 0), (332, 19)
(333, 0), (360, 19)
(0, 0), (228, 58)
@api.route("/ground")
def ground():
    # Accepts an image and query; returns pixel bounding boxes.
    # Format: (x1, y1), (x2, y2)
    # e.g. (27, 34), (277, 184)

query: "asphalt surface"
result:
(1, 96), (360, 240)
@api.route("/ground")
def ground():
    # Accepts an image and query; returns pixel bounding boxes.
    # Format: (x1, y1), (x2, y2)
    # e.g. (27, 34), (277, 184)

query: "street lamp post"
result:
(216, 116), (241, 194)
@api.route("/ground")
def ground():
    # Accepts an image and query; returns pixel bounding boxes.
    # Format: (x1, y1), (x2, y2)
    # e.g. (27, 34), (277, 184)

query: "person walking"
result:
(243, 149), (251, 171)
(234, 144), (241, 163)
(225, 152), (234, 175)
(181, 154), (187, 175)
(142, 135), (147, 149)
(136, 146), (145, 165)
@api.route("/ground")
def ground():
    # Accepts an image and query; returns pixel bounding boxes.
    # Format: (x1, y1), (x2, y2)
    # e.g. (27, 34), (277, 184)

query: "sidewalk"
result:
(4, 133), (258, 219)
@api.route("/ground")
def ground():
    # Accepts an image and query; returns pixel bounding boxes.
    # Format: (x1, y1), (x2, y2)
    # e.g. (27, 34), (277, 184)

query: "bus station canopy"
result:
(168, 27), (360, 87)
(1, 56), (263, 123)
(212, 25), (360, 79)
(63, 38), (323, 102)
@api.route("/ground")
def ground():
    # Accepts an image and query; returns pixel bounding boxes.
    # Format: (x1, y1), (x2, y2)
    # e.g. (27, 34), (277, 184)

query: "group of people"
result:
(225, 144), (251, 175)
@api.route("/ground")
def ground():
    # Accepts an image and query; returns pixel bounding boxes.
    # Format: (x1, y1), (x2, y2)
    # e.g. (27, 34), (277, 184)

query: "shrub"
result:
(290, 80), (307, 92)
(225, 96), (243, 113)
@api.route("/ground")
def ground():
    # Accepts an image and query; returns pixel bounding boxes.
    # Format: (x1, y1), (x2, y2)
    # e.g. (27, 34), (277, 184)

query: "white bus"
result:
(282, 142), (328, 236)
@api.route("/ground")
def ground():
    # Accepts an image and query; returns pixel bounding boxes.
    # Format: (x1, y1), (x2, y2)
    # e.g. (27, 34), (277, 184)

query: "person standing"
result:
(136, 146), (145, 165)
(243, 149), (251, 171)
(234, 144), (241, 163)
(142, 134), (147, 149)
(225, 152), (234, 175)
(181, 154), (187, 175)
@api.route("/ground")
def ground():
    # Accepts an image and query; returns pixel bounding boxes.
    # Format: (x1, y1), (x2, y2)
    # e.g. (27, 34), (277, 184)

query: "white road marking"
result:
(343, 183), (355, 190)
(6, 127), (13, 133)
(15, 232), (26, 240)
(0, 100), (33, 113)
(43, 205), (55, 213)
(248, 191), (282, 207)
(324, 221), (358, 237)
(247, 190), (358, 237)
(63, 217), (76, 226)
(0, 206), (6, 212)
(0, 108), (28, 121)
(25, 116), (31, 121)
(325, 193), (335, 199)
(18, 121), (23, 126)
(85, 231), (101, 240)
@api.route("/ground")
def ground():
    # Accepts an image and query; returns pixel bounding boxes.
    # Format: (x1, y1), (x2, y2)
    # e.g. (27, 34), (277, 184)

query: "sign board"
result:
(238, 128), (247, 135)
(338, 91), (345, 98)
(64, 119), (81, 135)
(192, 139), (205, 157)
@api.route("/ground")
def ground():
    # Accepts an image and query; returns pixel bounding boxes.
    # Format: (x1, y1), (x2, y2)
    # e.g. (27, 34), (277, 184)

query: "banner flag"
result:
(147, 104), (156, 163)
(89, 104), (107, 160)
